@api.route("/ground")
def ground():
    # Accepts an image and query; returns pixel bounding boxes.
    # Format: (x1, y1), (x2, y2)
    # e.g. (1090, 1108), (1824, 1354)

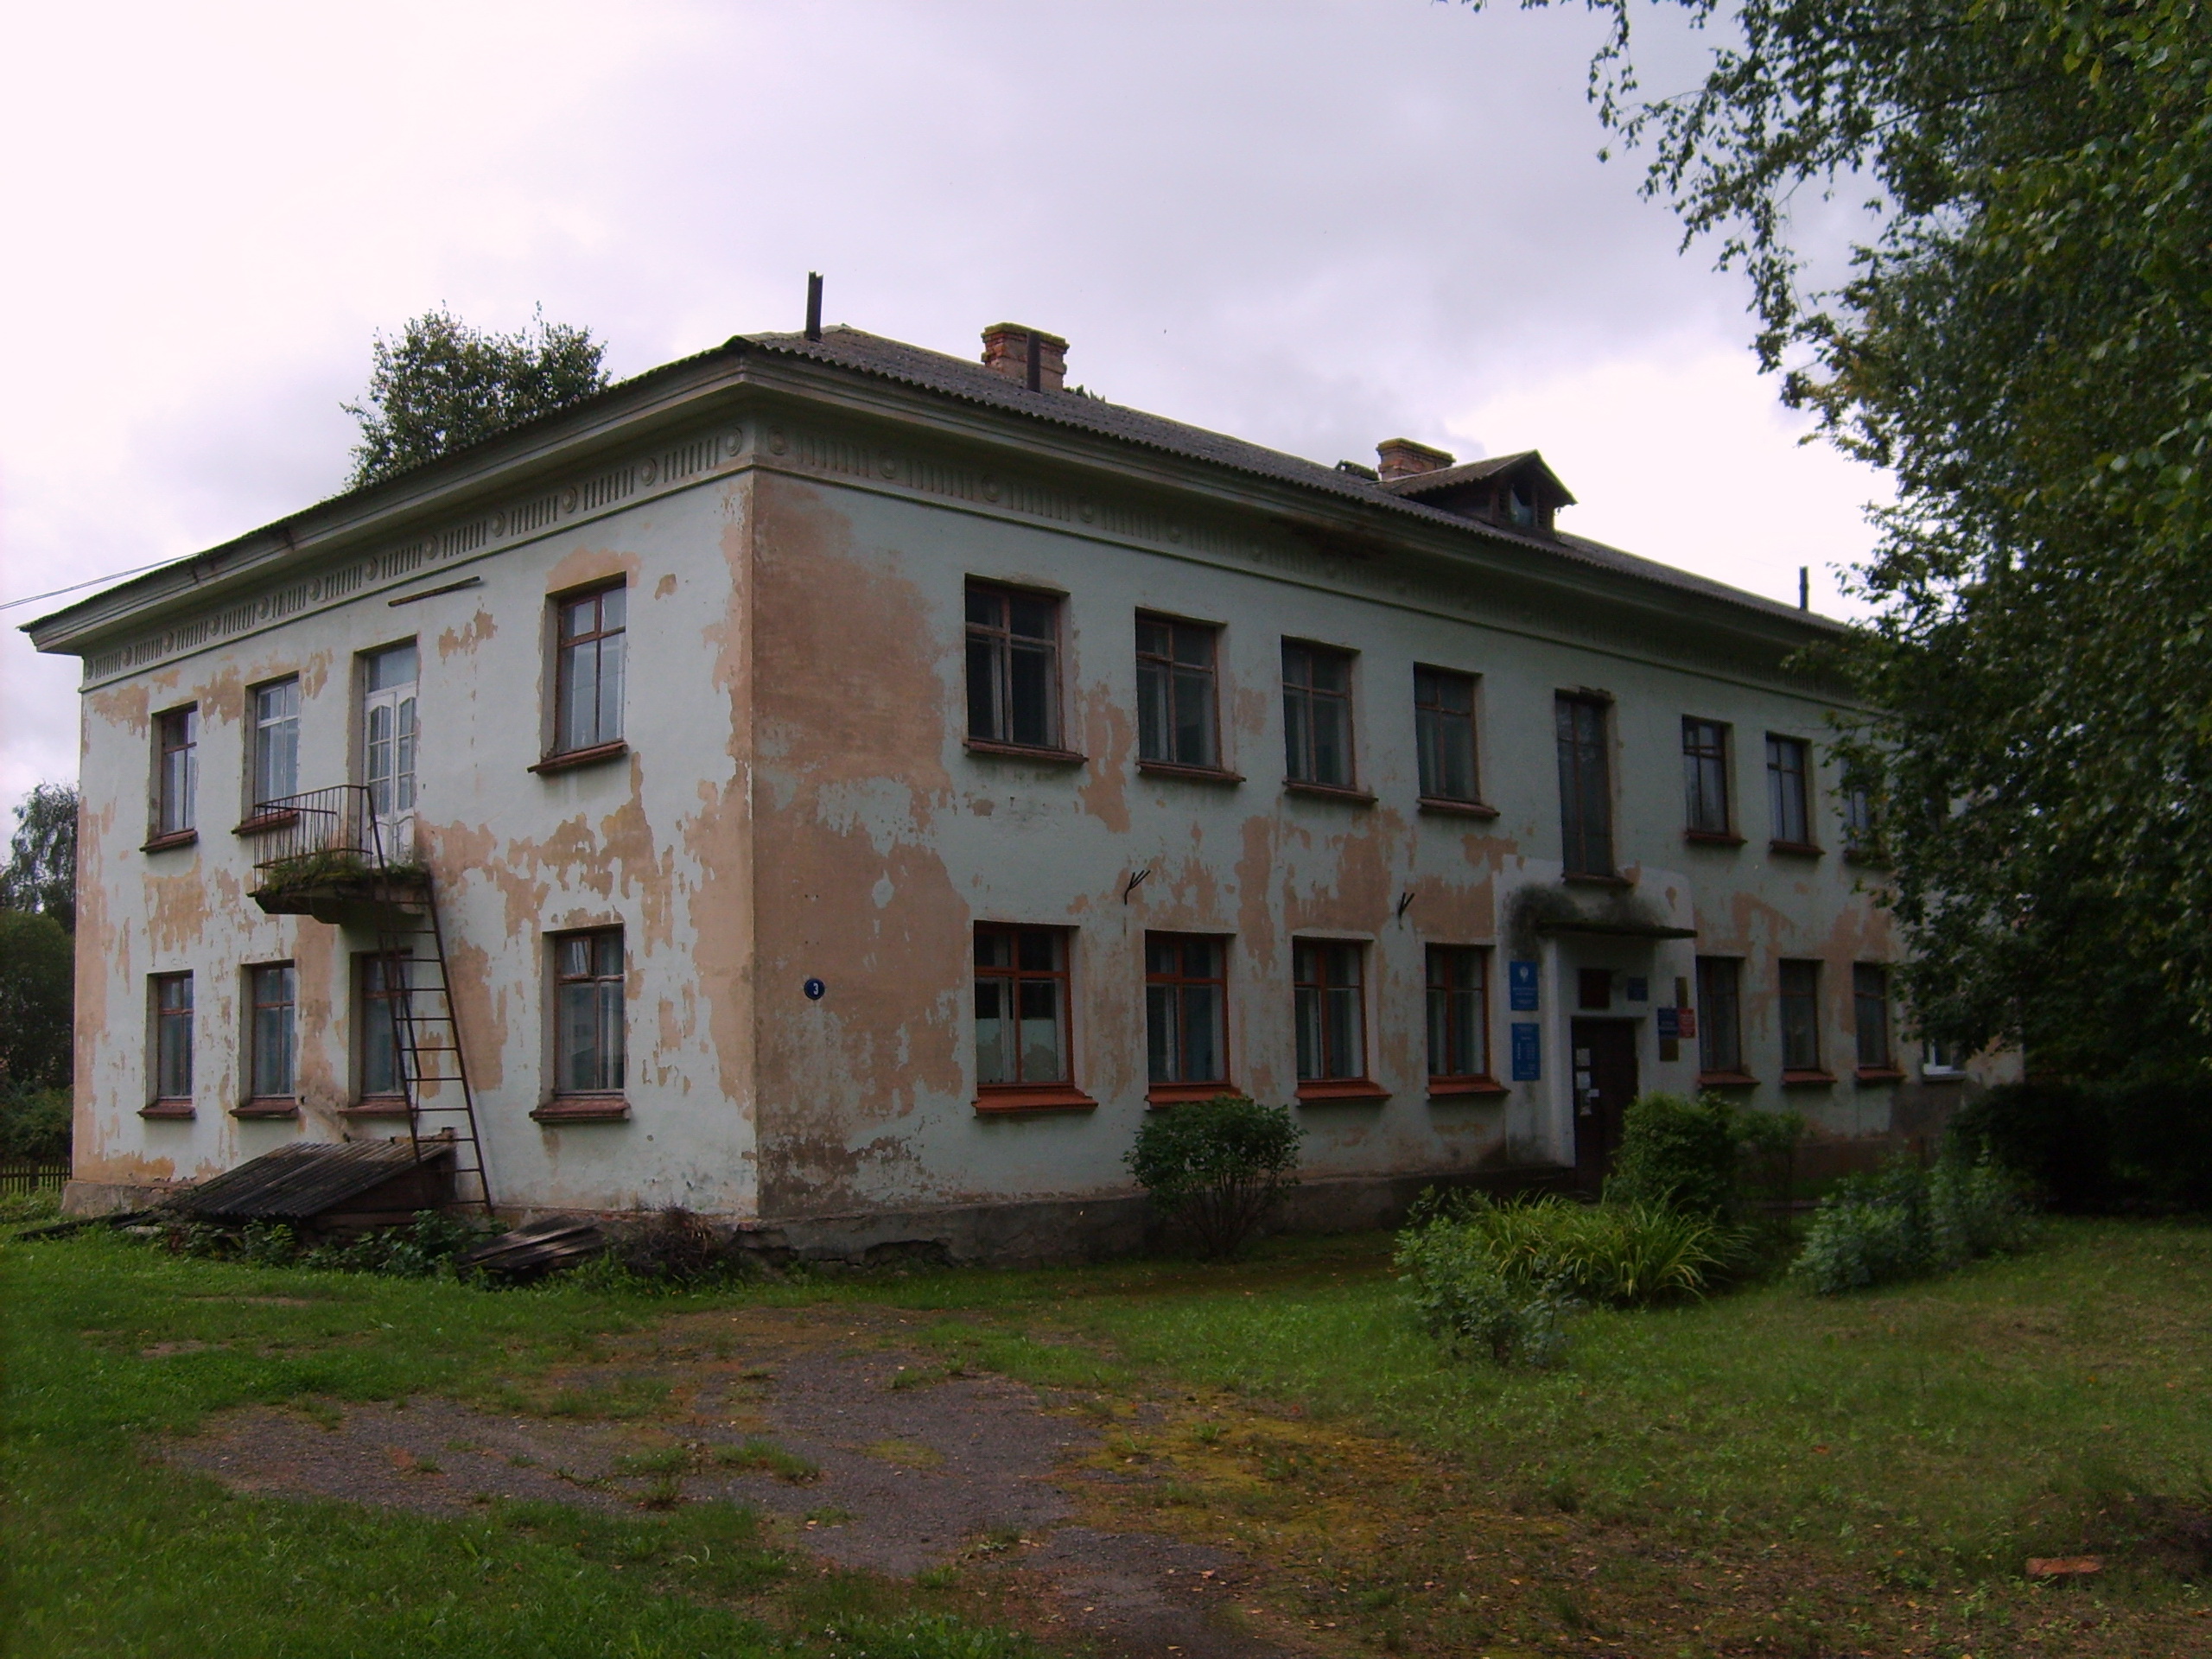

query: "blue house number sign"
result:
(803, 978), (827, 1001)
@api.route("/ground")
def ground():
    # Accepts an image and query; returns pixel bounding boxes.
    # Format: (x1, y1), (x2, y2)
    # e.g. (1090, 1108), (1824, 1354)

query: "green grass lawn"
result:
(5, 1206), (2209, 1656)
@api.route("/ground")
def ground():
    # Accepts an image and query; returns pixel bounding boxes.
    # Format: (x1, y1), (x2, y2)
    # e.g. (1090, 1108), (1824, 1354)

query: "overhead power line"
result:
(0, 559), (181, 615)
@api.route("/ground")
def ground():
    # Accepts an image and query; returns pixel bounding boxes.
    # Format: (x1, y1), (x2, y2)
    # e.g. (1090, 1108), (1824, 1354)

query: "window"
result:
(1853, 963), (1893, 1071)
(1767, 735), (1813, 847)
(1145, 934), (1226, 1088)
(1682, 718), (1731, 835)
(974, 925), (1071, 1087)
(1294, 940), (1366, 1080)
(1135, 615), (1220, 770)
(554, 586), (626, 754)
(1281, 642), (1355, 788)
(1923, 1038), (1967, 1077)
(154, 706), (198, 837)
(1578, 968), (1613, 1011)
(1842, 779), (1877, 855)
(1414, 667), (1479, 802)
(150, 974), (193, 1104)
(1425, 945), (1489, 1082)
(1696, 957), (1744, 1076)
(244, 678), (301, 811)
(359, 954), (408, 1101)
(1554, 695), (1612, 874)
(966, 583), (1061, 749)
(555, 931), (626, 1096)
(247, 963), (296, 1101)
(1779, 959), (1822, 1073)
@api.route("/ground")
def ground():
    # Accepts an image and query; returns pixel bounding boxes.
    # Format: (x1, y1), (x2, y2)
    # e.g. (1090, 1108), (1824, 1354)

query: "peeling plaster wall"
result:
(69, 478), (761, 1213)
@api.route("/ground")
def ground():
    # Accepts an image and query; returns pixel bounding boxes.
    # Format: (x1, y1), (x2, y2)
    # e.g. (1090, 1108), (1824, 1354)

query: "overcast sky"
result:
(0, 0), (1890, 810)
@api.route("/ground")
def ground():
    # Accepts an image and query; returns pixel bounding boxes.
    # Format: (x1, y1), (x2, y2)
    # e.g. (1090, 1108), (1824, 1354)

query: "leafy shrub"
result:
(1946, 1080), (2111, 1211)
(292, 1211), (488, 1275)
(1793, 1155), (2031, 1293)
(1396, 1218), (1576, 1366)
(1605, 1092), (1741, 1217)
(1454, 1193), (1729, 1306)
(1125, 1095), (1302, 1258)
(0, 1084), (71, 1162)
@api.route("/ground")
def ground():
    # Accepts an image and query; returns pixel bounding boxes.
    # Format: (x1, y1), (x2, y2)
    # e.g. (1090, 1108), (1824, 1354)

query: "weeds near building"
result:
(1793, 1157), (2032, 1294)
(1125, 1095), (1302, 1259)
(1397, 1213), (1580, 1367)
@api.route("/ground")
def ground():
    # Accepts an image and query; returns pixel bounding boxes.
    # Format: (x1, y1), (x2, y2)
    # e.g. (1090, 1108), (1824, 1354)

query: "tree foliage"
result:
(3, 782), (77, 931)
(0, 908), (73, 1094)
(1478, 0), (2212, 1073)
(344, 307), (610, 489)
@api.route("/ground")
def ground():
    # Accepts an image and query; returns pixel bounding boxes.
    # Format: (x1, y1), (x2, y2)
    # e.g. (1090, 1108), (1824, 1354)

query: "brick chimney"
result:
(982, 323), (1068, 392)
(1376, 437), (1455, 481)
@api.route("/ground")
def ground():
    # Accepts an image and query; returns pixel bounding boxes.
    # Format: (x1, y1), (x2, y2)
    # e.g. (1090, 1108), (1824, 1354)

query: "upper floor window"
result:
(1145, 933), (1227, 1087)
(966, 583), (1061, 750)
(1281, 642), (1355, 789)
(1425, 944), (1489, 1082)
(1767, 735), (1814, 848)
(1682, 717), (1732, 836)
(1414, 667), (1479, 802)
(247, 963), (297, 1102)
(1135, 615), (1220, 770)
(250, 678), (300, 810)
(1554, 695), (1612, 875)
(1841, 779), (1878, 856)
(555, 586), (626, 755)
(974, 924), (1071, 1088)
(1696, 956), (1744, 1076)
(1923, 1038), (1967, 1077)
(1293, 939), (1366, 1080)
(1779, 958), (1823, 1073)
(1853, 963), (1893, 1071)
(154, 706), (198, 838)
(555, 929), (626, 1096)
(150, 973), (193, 1104)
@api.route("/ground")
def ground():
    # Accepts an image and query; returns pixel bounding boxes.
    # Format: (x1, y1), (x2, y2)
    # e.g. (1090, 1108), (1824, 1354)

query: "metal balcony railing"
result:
(248, 785), (410, 874)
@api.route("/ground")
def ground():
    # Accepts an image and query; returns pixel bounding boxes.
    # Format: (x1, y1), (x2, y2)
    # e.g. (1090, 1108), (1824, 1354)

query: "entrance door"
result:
(360, 643), (419, 862)
(1570, 1019), (1639, 1189)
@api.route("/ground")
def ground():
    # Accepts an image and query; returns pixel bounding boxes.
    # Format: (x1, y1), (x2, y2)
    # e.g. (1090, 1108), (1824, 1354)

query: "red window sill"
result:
(141, 830), (198, 854)
(140, 1101), (195, 1120)
(1146, 1080), (1237, 1107)
(530, 740), (628, 776)
(1427, 1075), (1509, 1099)
(1418, 796), (1501, 820)
(973, 1084), (1098, 1114)
(1283, 780), (1376, 805)
(531, 1095), (632, 1122)
(340, 1097), (414, 1117)
(963, 739), (1087, 766)
(1696, 1070), (1760, 1089)
(1562, 870), (1632, 888)
(1683, 829), (1745, 847)
(1855, 1066), (1907, 1084)
(1294, 1077), (1390, 1104)
(232, 1098), (300, 1119)
(233, 810), (301, 836)
(1136, 760), (1243, 785)
(1770, 841), (1825, 858)
(1781, 1069), (1838, 1087)
(1919, 1071), (1968, 1085)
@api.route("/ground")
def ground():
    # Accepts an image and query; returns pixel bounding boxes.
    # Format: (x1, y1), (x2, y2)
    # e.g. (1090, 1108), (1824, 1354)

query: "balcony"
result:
(249, 785), (425, 923)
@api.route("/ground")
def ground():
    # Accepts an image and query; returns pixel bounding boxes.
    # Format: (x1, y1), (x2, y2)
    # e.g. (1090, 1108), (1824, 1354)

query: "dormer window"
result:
(1374, 445), (1574, 537)
(1508, 481), (1537, 529)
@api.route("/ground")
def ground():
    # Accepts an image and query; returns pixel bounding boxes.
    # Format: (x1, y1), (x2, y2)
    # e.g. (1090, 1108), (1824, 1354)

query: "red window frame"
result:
(973, 924), (1092, 1112)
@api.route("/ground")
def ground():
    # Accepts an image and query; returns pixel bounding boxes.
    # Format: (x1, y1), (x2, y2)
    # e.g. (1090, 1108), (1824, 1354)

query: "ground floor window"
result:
(1294, 939), (1366, 1080)
(555, 930), (626, 1095)
(974, 925), (1071, 1087)
(247, 963), (296, 1101)
(1779, 959), (1823, 1072)
(150, 973), (193, 1103)
(1696, 956), (1743, 1075)
(359, 954), (409, 1100)
(1145, 933), (1226, 1086)
(1425, 945), (1489, 1081)
(1853, 963), (1893, 1070)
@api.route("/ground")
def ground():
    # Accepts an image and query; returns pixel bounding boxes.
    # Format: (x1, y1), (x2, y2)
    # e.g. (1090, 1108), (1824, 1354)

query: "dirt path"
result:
(163, 1306), (1299, 1657)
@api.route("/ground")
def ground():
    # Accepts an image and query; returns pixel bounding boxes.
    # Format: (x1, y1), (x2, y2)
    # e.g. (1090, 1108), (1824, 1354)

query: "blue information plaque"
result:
(1508, 959), (1540, 1011)
(1510, 1022), (1541, 1081)
(1656, 1006), (1680, 1039)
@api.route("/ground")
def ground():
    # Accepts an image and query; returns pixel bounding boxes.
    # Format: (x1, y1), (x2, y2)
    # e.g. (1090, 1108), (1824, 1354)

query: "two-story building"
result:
(29, 317), (1983, 1257)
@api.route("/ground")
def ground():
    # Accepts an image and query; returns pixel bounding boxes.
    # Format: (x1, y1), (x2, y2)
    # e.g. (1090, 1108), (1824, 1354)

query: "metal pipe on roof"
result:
(805, 272), (823, 341)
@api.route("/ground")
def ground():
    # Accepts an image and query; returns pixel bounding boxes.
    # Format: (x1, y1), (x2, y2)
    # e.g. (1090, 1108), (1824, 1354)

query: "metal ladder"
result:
(370, 871), (493, 1216)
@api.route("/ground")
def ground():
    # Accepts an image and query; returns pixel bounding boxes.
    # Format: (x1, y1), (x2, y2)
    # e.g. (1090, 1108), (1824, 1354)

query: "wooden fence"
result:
(0, 1161), (69, 1195)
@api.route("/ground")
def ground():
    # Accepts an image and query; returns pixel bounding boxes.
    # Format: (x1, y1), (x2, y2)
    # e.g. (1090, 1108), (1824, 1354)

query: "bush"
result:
(1126, 1095), (1302, 1259)
(1452, 1193), (1729, 1306)
(1605, 1092), (1741, 1217)
(284, 1211), (489, 1275)
(1396, 1219), (1576, 1367)
(0, 1085), (70, 1162)
(1948, 1075), (2212, 1213)
(1793, 1155), (2031, 1294)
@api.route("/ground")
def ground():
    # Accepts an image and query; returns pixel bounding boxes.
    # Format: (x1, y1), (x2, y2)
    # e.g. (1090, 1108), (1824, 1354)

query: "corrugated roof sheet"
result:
(166, 1139), (452, 1222)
